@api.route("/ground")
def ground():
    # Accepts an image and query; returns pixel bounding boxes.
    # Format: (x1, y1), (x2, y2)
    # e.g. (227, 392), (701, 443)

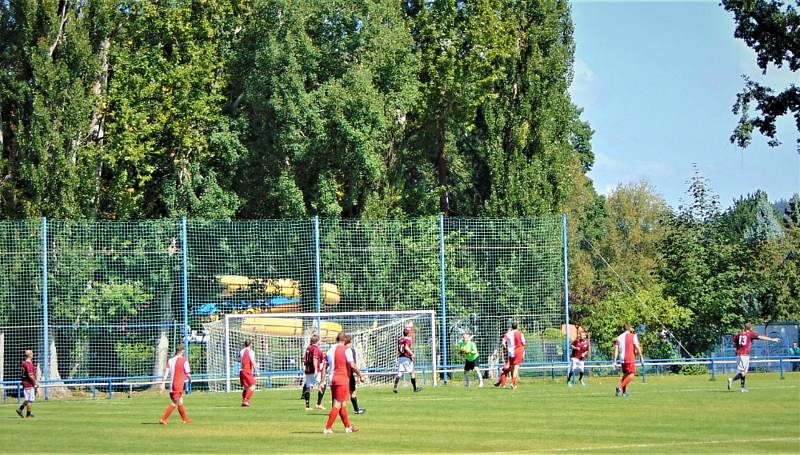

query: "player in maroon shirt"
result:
(727, 323), (779, 392)
(393, 328), (422, 393)
(567, 330), (590, 387)
(302, 334), (327, 410)
(17, 350), (36, 418)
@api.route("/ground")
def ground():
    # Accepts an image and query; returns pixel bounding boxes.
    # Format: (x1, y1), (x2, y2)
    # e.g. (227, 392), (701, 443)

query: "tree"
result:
(659, 169), (748, 354)
(581, 285), (693, 359)
(744, 191), (785, 241)
(100, 0), (244, 219)
(784, 193), (800, 226)
(599, 181), (671, 288)
(0, 1), (102, 219)
(721, 0), (800, 152)
(233, 0), (419, 218)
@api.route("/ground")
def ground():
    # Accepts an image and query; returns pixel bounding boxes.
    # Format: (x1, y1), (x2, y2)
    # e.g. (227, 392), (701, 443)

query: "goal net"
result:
(204, 311), (437, 392)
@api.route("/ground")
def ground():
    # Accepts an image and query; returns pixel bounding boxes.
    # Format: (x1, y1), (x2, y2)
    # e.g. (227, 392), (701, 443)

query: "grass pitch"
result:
(1, 373), (798, 454)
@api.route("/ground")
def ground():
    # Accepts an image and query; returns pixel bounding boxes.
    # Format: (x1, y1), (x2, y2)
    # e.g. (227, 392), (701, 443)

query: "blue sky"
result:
(570, 0), (799, 209)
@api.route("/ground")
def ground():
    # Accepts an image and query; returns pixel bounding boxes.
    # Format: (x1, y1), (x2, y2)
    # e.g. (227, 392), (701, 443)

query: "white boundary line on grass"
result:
(545, 437), (800, 453)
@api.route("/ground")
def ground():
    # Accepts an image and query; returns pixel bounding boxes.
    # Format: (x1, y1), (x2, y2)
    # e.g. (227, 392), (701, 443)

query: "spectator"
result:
(789, 342), (800, 372)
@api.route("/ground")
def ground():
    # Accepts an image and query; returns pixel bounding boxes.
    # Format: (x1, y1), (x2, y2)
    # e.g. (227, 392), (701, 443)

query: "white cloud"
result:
(570, 58), (596, 101)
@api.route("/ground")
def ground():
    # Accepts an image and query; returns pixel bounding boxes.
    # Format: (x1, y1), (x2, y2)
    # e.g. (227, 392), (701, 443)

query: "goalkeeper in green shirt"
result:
(458, 333), (484, 388)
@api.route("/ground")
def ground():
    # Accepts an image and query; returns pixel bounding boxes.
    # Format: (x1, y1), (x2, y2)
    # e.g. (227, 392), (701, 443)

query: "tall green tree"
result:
(100, 0), (244, 219)
(234, 0), (419, 218)
(659, 170), (748, 354)
(0, 1), (102, 218)
(722, 0), (800, 152)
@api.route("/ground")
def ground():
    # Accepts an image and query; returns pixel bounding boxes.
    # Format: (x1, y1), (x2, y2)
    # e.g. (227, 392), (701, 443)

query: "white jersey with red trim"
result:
(165, 355), (191, 392)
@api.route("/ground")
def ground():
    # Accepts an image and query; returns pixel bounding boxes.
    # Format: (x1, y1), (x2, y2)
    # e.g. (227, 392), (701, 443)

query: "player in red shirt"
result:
(497, 322), (526, 389)
(393, 328), (422, 393)
(239, 340), (258, 407)
(302, 334), (327, 410)
(612, 324), (644, 398)
(16, 350), (36, 418)
(323, 332), (364, 434)
(159, 343), (192, 425)
(567, 330), (590, 387)
(727, 323), (779, 392)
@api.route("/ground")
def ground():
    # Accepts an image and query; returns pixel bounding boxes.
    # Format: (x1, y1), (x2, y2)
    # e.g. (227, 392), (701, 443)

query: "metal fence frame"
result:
(4, 215), (570, 396)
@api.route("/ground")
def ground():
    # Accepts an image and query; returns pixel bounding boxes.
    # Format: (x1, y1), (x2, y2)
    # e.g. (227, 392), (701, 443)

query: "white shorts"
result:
(397, 357), (414, 374)
(737, 355), (750, 373)
(570, 358), (584, 372)
(305, 373), (321, 387)
(23, 387), (35, 402)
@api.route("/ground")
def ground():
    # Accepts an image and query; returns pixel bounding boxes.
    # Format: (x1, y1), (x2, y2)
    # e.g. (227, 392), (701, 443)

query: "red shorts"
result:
(331, 383), (349, 402)
(169, 391), (183, 402)
(509, 349), (525, 365)
(240, 371), (255, 388)
(622, 362), (636, 375)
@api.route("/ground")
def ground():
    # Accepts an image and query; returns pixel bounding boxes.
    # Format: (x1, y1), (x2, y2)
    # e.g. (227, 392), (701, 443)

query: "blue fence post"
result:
(561, 214), (570, 363)
(107, 380), (112, 400)
(313, 216), (321, 331)
(438, 215), (448, 384)
(180, 217), (190, 349)
(779, 358), (785, 380)
(41, 217), (49, 401)
(710, 358), (716, 381)
(642, 362), (647, 383)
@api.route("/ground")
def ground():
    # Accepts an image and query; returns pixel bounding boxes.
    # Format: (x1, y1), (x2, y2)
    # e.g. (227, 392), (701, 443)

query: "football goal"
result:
(204, 310), (438, 391)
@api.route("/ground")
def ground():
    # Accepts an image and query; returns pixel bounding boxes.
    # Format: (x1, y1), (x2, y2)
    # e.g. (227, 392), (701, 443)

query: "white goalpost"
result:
(205, 310), (438, 392)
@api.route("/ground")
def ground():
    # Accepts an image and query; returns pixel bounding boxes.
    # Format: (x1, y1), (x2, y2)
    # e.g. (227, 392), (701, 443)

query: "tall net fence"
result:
(0, 221), (43, 397)
(443, 218), (565, 367)
(0, 216), (566, 396)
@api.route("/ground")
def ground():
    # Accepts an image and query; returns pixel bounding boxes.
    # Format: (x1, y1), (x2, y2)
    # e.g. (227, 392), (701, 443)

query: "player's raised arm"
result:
(758, 335), (780, 343)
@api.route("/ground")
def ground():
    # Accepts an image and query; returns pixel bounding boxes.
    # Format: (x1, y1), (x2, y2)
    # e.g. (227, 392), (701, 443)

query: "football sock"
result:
(245, 389), (254, 402)
(741, 376), (746, 387)
(177, 405), (188, 421)
(411, 378), (418, 391)
(465, 374), (470, 386)
(317, 387), (326, 406)
(732, 373), (743, 381)
(242, 390), (247, 400)
(511, 376), (517, 387)
(499, 370), (507, 386)
(304, 390), (310, 407)
(339, 406), (351, 428)
(325, 407), (338, 429)
(578, 371), (584, 381)
(350, 396), (359, 412)
(477, 372), (484, 385)
(161, 404), (176, 422)
(18, 403), (25, 412)
(567, 371), (573, 383)
(393, 377), (400, 390)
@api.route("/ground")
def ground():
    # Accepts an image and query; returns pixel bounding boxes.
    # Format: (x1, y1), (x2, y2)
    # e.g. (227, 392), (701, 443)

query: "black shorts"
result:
(464, 360), (476, 371)
(349, 374), (356, 392)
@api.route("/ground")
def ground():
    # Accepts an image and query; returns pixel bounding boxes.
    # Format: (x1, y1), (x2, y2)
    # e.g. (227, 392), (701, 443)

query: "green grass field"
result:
(1, 373), (798, 454)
